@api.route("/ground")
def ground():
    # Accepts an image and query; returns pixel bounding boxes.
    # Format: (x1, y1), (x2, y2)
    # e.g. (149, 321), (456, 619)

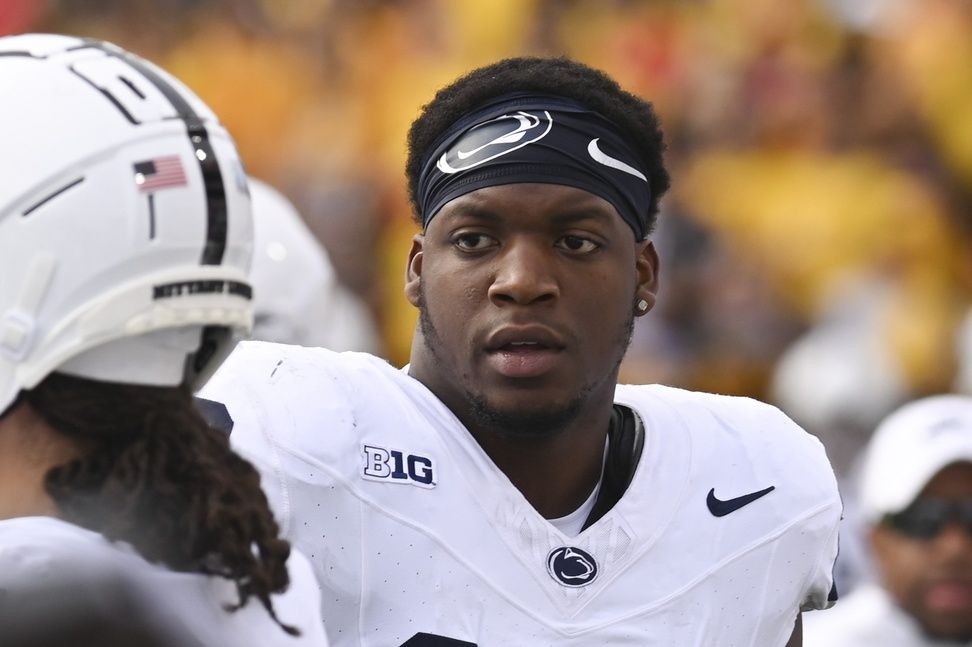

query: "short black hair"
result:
(405, 56), (671, 233)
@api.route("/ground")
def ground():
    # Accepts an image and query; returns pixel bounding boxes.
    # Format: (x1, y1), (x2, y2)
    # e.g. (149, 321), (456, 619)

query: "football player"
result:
(0, 34), (327, 646)
(204, 57), (841, 646)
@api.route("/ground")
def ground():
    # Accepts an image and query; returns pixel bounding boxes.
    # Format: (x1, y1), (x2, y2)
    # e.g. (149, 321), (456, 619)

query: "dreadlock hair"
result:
(405, 56), (671, 232)
(24, 372), (298, 636)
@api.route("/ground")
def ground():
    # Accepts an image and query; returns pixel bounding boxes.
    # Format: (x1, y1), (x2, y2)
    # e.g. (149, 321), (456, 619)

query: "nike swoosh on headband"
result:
(587, 138), (647, 182)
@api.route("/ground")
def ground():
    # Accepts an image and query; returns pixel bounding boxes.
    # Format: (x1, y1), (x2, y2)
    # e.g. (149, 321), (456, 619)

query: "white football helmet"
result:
(249, 178), (381, 353)
(0, 34), (253, 413)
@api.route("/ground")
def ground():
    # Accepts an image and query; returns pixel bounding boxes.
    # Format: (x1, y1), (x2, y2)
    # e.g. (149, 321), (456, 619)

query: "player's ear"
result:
(634, 239), (659, 316)
(404, 234), (425, 307)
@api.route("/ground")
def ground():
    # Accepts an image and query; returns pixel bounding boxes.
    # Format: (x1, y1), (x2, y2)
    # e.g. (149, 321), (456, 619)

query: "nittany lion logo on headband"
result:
(437, 110), (553, 174)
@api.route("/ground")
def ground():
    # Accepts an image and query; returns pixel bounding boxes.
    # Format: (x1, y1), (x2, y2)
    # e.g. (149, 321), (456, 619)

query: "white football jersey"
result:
(0, 516), (328, 646)
(203, 342), (841, 647)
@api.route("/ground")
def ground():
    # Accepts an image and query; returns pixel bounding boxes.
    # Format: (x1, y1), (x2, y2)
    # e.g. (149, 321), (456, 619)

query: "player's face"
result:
(406, 183), (657, 437)
(871, 462), (972, 642)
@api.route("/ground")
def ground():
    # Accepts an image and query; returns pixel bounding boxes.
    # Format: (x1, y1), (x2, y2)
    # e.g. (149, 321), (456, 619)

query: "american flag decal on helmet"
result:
(134, 155), (188, 192)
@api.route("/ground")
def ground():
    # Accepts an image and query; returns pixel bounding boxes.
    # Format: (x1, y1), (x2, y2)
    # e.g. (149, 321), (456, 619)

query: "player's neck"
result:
(407, 341), (618, 518)
(0, 403), (80, 520)
(469, 402), (613, 520)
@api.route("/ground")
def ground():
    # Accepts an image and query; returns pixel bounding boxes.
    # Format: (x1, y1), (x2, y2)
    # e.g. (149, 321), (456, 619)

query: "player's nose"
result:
(487, 239), (559, 307)
(931, 522), (972, 566)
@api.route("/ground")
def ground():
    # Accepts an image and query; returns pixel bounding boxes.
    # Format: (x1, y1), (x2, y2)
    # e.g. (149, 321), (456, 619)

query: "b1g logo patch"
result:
(362, 444), (436, 488)
(546, 546), (598, 587)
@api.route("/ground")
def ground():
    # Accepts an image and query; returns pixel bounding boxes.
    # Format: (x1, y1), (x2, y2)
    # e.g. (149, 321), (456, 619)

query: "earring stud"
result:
(636, 298), (649, 313)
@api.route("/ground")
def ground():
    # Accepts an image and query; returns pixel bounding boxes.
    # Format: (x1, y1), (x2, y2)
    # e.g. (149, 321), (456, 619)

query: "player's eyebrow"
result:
(438, 203), (617, 227)
(437, 203), (501, 223)
(548, 207), (616, 227)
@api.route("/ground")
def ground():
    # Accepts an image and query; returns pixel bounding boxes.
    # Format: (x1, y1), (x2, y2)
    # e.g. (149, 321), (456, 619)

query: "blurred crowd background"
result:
(4, 0), (972, 479)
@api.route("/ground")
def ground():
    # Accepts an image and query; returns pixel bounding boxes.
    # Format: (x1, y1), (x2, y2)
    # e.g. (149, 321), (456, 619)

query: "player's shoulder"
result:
(620, 383), (824, 450)
(618, 383), (837, 495)
(211, 340), (396, 390)
(203, 341), (404, 431)
(0, 517), (329, 645)
(0, 516), (114, 556)
(215, 340), (434, 405)
(0, 516), (135, 585)
(619, 382), (776, 413)
(204, 342), (442, 470)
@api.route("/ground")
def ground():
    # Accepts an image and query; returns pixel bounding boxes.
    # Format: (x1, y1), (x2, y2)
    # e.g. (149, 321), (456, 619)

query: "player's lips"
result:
(484, 326), (566, 379)
(925, 579), (972, 614)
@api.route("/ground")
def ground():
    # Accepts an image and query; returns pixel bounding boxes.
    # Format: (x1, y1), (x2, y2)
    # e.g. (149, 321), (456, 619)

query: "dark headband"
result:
(416, 93), (652, 240)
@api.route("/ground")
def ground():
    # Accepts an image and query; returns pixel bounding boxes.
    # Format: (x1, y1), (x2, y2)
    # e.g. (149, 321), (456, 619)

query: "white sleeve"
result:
(200, 342), (296, 533)
(272, 548), (330, 646)
(0, 519), (158, 637)
(800, 510), (841, 611)
(798, 433), (843, 612)
(0, 518), (112, 588)
(199, 341), (359, 539)
(746, 401), (841, 613)
(735, 398), (843, 613)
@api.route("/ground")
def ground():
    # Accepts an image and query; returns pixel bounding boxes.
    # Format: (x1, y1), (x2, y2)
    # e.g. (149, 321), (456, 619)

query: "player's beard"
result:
(417, 284), (635, 440)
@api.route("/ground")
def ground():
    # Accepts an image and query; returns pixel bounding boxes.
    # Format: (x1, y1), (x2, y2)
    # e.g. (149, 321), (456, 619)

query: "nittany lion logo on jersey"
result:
(546, 546), (598, 587)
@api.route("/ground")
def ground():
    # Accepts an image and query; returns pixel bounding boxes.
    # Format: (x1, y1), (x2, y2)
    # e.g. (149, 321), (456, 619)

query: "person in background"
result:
(0, 33), (326, 646)
(805, 395), (972, 646)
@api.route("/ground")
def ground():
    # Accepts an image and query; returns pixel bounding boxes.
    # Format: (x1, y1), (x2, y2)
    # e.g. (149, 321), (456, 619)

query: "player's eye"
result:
(556, 235), (599, 253)
(452, 233), (496, 251)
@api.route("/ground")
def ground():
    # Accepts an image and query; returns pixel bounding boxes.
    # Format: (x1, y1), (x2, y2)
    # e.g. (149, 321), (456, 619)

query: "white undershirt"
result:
(548, 438), (610, 537)
(548, 407), (647, 537)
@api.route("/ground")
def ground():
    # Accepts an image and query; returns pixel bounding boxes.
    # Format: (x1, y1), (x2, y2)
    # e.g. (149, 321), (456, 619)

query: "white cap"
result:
(859, 394), (972, 522)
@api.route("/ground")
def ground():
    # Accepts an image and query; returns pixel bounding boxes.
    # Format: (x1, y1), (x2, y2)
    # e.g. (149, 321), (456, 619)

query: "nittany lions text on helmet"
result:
(0, 33), (253, 413)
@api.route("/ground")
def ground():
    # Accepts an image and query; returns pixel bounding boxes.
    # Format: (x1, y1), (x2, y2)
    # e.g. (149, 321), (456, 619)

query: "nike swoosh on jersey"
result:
(400, 632), (477, 646)
(706, 485), (776, 517)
